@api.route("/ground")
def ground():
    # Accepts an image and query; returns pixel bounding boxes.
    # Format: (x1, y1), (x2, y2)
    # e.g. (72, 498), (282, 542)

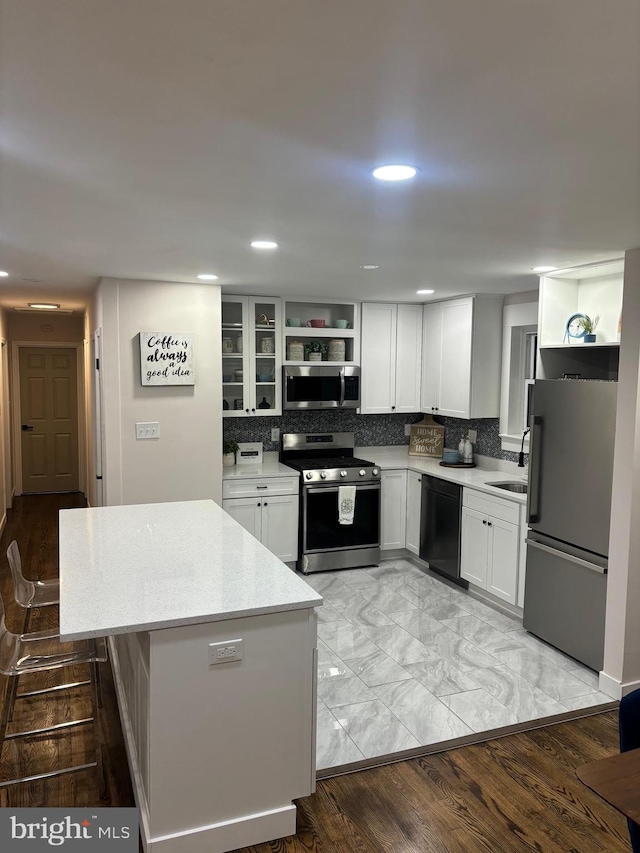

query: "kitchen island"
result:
(59, 500), (322, 853)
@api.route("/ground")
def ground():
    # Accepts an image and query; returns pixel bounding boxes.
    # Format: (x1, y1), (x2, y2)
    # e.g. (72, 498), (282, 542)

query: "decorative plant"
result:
(224, 439), (239, 456)
(304, 340), (327, 357)
(578, 314), (599, 334)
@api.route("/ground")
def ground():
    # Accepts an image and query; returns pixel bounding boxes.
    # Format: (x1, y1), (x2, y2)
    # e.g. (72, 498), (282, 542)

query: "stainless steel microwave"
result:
(283, 366), (360, 410)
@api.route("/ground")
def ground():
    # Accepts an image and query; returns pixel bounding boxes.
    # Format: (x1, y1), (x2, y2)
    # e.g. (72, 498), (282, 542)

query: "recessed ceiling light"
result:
(197, 274), (219, 281)
(0, 271), (8, 277)
(28, 303), (59, 310)
(416, 289), (435, 295)
(250, 240), (278, 249)
(360, 264), (380, 270)
(372, 164), (419, 181)
(531, 266), (558, 273)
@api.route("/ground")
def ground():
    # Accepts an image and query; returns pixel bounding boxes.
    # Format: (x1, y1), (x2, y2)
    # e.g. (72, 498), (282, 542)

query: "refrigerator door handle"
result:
(527, 415), (543, 524)
(525, 538), (607, 574)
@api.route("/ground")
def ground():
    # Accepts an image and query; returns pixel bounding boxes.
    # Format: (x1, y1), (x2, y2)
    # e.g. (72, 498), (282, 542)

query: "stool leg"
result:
(7, 673), (19, 722)
(0, 676), (14, 764)
(21, 607), (31, 637)
(91, 661), (107, 800)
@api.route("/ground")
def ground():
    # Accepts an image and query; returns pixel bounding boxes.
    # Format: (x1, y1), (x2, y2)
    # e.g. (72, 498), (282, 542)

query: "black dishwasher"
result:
(419, 475), (467, 588)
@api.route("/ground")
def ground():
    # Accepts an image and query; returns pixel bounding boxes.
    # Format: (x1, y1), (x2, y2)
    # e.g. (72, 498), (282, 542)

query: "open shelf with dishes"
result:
(282, 299), (360, 366)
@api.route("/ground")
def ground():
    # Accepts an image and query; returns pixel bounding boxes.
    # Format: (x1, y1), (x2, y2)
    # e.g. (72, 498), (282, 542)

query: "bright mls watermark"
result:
(0, 809), (138, 850)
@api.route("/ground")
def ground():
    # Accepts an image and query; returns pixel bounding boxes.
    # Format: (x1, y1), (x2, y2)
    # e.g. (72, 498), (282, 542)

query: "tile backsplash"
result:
(224, 411), (524, 464)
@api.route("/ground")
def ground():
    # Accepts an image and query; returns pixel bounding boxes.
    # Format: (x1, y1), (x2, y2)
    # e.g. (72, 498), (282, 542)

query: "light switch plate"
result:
(467, 429), (477, 443)
(136, 422), (160, 440)
(404, 424), (411, 436)
(271, 427), (280, 442)
(208, 639), (244, 666)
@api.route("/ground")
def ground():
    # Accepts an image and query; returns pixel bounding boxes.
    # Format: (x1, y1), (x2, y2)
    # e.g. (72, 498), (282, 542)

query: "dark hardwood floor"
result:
(0, 495), (630, 852)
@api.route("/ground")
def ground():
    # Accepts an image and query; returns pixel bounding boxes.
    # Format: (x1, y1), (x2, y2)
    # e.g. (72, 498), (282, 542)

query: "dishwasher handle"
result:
(422, 474), (461, 500)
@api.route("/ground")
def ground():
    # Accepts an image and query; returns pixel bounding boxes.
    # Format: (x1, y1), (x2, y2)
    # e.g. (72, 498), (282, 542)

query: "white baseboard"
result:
(599, 670), (640, 700)
(150, 805), (296, 853)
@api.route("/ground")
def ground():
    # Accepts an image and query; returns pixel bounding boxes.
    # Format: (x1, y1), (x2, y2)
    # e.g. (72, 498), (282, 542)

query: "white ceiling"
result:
(1, 0), (639, 311)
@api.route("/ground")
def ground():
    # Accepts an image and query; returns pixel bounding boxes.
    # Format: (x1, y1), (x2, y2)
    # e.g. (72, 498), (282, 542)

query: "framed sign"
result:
(409, 416), (444, 458)
(140, 333), (195, 386)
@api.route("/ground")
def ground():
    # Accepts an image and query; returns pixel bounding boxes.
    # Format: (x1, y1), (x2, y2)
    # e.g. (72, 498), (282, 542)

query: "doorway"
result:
(14, 345), (83, 494)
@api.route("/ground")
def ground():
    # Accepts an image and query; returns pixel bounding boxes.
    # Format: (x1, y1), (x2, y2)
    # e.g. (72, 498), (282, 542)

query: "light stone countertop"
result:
(222, 452), (297, 480)
(357, 446), (528, 505)
(59, 499), (322, 641)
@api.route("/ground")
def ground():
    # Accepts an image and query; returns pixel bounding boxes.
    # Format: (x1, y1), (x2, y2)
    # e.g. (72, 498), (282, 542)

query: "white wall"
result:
(602, 248), (640, 696)
(94, 278), (222, 506)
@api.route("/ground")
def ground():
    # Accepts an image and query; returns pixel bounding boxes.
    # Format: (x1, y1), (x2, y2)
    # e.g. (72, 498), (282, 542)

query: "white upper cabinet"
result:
(421, 296), (503, 419)
(361, 303), (423, 414)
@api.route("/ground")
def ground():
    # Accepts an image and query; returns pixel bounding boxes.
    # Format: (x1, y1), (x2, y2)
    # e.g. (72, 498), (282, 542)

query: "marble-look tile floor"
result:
(306, 559), (614, 772)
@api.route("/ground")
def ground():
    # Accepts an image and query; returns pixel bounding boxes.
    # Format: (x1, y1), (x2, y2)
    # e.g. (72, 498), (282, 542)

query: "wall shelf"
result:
(283, 327), (356, 338)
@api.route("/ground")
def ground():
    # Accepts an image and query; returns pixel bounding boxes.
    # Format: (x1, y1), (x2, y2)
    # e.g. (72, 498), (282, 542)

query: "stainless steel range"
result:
(280, 432), (381, 574)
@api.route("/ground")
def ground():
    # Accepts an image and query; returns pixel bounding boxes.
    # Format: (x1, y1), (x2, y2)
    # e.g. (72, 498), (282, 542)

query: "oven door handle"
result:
(339, 368), (346, 408)
(304, 483), (381, 494)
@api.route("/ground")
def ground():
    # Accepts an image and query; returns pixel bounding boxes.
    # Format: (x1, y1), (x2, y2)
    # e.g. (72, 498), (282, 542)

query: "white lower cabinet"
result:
(461, 488), (520, 605)
(381, 469), (407, 550)
(405, 470), (422, 555)
(222, 477), (299, 563)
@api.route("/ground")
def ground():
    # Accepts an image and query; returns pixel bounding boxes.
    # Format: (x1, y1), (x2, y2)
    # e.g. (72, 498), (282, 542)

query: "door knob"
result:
(21, 424), (34, 431)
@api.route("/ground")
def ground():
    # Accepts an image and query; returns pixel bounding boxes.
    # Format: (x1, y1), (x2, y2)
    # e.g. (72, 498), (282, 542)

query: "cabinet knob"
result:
(257, 502), (261, 507)
(391, 405), (395, 410)
(245, 408), (250, 413)
(264, 502), (268, 506)
(482, 519), (487, 525)
(487, 521), (492, 527)
(251, 408), (256, 413)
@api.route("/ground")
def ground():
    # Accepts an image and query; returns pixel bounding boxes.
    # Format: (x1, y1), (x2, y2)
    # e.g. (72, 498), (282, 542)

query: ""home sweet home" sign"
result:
(408, 415), (444, 458)
(140, 332), (195, 386)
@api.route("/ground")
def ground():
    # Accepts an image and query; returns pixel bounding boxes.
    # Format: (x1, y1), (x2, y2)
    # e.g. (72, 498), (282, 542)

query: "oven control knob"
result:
(372, 468), (379, 476)
(305, 472), (313, 480)
(359, 469), (366, 476)
(340, 470), (347, 477)
(320, 471), (327, 479)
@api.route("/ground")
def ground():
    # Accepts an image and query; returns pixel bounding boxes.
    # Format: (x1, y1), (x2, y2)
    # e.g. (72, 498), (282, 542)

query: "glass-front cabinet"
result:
(222, 296), (282, 416)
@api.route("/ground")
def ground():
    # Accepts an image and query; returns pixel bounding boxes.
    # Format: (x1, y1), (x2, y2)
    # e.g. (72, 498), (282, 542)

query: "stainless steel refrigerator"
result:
(523, 379), (617, 671)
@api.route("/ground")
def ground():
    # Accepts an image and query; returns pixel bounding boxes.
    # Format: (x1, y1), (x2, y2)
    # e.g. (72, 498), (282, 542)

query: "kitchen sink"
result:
(486, 481), (528, 494)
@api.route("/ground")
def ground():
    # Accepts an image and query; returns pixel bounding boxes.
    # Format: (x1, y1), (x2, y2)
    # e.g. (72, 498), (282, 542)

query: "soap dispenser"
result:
(462, 436), (474, 464)
(458, 436), (466, 463)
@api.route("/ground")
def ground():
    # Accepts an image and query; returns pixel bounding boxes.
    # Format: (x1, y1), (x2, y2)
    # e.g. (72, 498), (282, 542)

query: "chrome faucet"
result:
(517, 428), (530, 468)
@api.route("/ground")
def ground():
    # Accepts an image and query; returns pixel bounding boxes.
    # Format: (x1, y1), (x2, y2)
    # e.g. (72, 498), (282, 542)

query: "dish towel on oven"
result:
(338, 485), (356, 525)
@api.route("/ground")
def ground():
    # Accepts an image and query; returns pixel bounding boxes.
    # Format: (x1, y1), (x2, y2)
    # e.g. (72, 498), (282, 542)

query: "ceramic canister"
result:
(222, 337), (234, 353)
(260, 336), (275, 354)
(287, 341), (304, 361)
(327, 339), (346, 361)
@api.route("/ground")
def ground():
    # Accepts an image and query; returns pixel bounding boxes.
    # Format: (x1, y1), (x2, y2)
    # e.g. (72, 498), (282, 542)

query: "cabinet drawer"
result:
(463, 488), (520, 524)
(222, 477), (298, 499)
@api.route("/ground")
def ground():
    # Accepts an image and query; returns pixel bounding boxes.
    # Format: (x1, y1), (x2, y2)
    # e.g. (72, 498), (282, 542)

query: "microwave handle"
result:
(339, 368), (346, 407)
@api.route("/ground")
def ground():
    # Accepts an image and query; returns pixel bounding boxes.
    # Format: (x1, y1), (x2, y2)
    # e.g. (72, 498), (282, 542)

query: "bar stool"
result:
(6, 540), (59, 635)
(0, 590), (108, 798)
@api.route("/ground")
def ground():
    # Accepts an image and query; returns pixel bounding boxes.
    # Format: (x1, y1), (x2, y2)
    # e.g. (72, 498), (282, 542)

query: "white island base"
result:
(110, 609), (316, 853)
(58, 500), (321, 853)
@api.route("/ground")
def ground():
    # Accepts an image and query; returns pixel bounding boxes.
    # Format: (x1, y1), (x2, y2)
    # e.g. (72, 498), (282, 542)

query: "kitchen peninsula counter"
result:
(59, 500), (321, 853)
